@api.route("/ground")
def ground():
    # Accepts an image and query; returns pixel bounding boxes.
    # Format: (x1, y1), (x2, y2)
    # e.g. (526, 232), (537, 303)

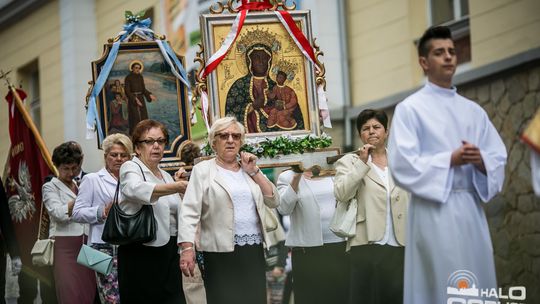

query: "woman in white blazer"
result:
(72, 133), (132, 303)
(277, 169), (350, 304)
(334, 110), (409, 304)
(43, 142), (96, 303)
(118, 119), (188, 304)
(178, 117), (279, 304)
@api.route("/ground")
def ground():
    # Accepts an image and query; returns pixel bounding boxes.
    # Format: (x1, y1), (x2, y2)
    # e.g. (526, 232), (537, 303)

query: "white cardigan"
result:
(119, 157), (181, 247)
(42, 178), (88, 237)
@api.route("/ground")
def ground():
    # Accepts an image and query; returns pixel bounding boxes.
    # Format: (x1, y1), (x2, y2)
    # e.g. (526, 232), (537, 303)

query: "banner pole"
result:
(6, 84), (58, 177)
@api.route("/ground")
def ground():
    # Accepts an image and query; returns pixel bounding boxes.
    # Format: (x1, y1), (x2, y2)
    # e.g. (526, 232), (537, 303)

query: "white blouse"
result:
(369, 157), (399, 247)
(303, 177), (344, 244)
(217, 166), (262, 246)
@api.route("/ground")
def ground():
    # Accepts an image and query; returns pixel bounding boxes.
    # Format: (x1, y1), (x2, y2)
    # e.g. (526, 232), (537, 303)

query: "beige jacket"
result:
(334, 153), (409, 249)
(177, 159), (279, 252)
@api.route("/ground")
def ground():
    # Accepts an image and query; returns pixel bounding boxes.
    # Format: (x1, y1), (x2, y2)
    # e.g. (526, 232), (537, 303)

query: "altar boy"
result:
(388, 26), (507, 304)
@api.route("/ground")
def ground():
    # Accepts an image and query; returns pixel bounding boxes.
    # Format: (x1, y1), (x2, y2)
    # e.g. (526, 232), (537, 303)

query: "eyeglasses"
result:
(216, 132), (242, 141)
(138, 138), (167, 146)
(108, 152), (130, 158)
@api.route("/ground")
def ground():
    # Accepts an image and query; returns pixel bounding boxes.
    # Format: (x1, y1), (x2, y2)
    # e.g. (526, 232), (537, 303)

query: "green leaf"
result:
(201, 134), (332, 159)
(136, 9), (146, 18)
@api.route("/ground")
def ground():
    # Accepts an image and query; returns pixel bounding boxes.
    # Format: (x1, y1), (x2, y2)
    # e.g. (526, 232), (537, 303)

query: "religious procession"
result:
(0, 1), (539, 304)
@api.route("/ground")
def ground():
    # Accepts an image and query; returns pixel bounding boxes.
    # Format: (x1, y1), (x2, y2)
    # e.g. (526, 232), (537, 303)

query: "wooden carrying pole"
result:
(326, 149), (361, 165)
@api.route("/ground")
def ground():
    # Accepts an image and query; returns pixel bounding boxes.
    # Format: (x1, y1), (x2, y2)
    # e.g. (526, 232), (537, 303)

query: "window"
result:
(430, 0), (469, 25)
(429, 0), (471, 64)
(18, 61), (41, 131)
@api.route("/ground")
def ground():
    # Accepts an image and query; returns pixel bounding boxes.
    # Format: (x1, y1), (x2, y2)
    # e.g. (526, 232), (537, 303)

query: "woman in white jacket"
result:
(118, 119), (188, 303)
(277, 169), (349, 304)
(72, 133), (132, 303)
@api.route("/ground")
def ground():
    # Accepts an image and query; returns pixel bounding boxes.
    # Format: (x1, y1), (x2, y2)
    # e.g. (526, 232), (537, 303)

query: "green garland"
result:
(202, 134), (332, 158)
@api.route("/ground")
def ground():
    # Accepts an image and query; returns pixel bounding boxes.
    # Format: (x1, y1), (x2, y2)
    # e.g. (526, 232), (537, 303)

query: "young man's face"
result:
(419, 38), (457, 86)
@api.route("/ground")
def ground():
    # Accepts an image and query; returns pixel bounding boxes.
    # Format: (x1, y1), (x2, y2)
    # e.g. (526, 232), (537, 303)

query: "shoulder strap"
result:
(113, 160), (146, 205)
(131, 160), (146, 181)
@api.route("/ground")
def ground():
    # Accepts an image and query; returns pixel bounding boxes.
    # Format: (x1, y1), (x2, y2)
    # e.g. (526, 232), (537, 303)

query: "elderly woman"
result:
(178, 116), (279, 304)
(43, 142), (96, 303)
(276, 168), (350, 304)
(72, 133), (132, 303)
(334, 109), (409, 304)
(118, 119), (187, 303)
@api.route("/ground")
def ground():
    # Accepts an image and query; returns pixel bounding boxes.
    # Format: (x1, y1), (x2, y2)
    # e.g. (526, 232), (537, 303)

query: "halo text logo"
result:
(446, 270), (526, 304)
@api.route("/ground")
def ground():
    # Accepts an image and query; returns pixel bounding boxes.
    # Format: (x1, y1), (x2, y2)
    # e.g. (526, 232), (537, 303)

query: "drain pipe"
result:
(337, 0), (353, 152)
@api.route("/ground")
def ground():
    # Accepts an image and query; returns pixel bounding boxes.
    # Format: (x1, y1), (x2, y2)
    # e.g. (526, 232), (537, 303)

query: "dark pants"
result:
(291, 242), (350, 304)
(1, 245), (6, 304)
(349, 244), (404, 304)
(118, 237), (185, 304)
(203, 244), (266, 304)
(18, 267), (57, 304)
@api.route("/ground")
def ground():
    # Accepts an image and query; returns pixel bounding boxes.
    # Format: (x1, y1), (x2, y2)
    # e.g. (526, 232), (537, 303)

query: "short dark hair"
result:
(356, 109), (388, 134)
(417, 26), (453, 57)
(52, 141), (83, 167)
(179, 142), (201, 166)
(131, 119), (169, 149)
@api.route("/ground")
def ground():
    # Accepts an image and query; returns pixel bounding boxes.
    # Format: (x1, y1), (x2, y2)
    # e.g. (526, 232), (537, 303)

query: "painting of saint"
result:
(124, 60), (157, 132)
(224, 28), (304, 133)
(92, 41), (190, 167)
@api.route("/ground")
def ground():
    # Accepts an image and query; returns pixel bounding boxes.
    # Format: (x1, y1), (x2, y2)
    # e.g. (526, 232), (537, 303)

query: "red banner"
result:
(4, 88), (54, 282)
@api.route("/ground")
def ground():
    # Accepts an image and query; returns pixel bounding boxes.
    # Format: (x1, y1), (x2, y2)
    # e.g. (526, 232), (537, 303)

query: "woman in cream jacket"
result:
(334, 109), (409, 304)
(178, 117), (279, 304)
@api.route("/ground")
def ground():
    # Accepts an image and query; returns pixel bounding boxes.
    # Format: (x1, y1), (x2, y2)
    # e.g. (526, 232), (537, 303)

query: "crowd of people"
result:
(1, 24), (521, 304)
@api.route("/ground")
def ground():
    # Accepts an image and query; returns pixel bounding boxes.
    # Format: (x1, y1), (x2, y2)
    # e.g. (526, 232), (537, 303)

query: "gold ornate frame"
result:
(194, 1), (326, 140)
(89, 39), (191, 171)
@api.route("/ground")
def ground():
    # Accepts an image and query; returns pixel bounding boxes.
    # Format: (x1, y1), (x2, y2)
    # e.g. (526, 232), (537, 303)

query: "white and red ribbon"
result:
(317, 86), (332, 128)
(273, 10), (320, 73)
(275, 9), (331, 128)
(200, 91), (211, 131)
(198, 9), (248, 80)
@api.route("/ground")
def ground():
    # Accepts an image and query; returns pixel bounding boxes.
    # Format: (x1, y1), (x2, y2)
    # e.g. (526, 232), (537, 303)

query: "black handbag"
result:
(102, 161), (157, 245)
